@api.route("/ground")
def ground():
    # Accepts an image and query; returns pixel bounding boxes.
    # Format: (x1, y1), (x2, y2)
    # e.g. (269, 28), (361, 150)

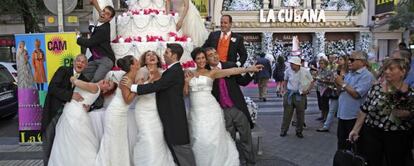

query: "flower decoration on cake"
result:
(181, 60), (196, 70)
(120, 9), (177, 17)
(111, 66), (122, 71)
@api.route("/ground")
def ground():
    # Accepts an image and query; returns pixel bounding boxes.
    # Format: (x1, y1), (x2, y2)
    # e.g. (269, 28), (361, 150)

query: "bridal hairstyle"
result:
(117, 55), (135, 72)
(102, 81), (118, 97)
(190, 47), (206, 60)
(191, 47), (211, 70)
(104, 6), (116, 18)
(140, 50), (162, 68)
(166, 43), (184, 60)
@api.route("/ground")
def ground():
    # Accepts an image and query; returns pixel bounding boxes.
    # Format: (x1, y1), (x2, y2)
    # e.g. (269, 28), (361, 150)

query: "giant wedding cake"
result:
(111, 0), (194, 63)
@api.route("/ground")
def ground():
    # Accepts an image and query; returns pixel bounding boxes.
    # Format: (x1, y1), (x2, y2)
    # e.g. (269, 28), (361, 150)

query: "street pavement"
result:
(0, 83), (339, 166)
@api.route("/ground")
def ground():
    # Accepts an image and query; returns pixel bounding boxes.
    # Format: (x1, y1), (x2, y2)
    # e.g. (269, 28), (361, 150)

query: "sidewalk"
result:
(0, 85), (339, 166)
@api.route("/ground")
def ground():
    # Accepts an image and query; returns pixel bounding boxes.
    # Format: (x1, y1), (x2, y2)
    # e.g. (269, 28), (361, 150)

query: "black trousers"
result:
(337, 118), (356, 150)
(359, 125), (413, 166)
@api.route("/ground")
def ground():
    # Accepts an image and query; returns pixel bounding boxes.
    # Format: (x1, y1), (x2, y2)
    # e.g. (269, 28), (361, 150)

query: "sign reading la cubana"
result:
(259, 9), (326, 23)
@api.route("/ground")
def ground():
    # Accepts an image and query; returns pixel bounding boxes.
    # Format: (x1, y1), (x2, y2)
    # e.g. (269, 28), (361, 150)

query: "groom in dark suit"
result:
(41, 54), (88, 166)
(77, 1), (115, 82)
(206, 47), (256, 166)
(121, 43), (195, 166)
(202, 14), (247, 67)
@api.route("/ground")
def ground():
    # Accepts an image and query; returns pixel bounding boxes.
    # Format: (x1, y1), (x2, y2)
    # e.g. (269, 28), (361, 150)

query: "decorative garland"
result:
(272, 40), (313, 61)
(244, 96), (258, 124)
(315, 31), (326, 56)
(357, 32), (372, 54)
(223, 0), (262, 11)
(300, 41), (313, 61)
(243, 41), (262, 67)
(320, 0), (352, 10)
(325, 39), (354, 55)
(262, 32), (273, 55)
(282, 0), (303, 7)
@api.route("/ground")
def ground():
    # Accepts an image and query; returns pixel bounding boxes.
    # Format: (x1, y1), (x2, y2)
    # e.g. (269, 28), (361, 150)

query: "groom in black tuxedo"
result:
(206, 47), (256, 166)
(202, 14), (247, 67)
(121, 43), (195, 166)
(41, 54), (88, 166)
(77, 1), (115, 82)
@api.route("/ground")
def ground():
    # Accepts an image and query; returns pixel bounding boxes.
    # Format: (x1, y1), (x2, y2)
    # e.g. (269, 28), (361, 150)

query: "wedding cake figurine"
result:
(111, 0), (194, 63)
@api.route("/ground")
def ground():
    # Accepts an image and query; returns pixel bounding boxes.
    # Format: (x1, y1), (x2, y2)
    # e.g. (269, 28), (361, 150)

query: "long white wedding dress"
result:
(171, 0), (209, 47)
(96, 88), (130, 166)
(48, 87), (101, 166)
(133, 68), (175, 166)
(189, 75), (239, 166)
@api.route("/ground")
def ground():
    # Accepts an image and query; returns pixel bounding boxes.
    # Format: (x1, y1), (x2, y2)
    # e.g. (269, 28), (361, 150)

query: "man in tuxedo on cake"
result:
(121, 43), (196, 166)
(202, 14), (247, 67)
(41, 54), (88, 166)
(77, 0), (115, 82)
(205, 47), (256, 166)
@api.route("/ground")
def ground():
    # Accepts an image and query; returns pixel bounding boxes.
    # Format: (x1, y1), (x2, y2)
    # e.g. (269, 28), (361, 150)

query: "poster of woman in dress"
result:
(32, 39), (47, 91)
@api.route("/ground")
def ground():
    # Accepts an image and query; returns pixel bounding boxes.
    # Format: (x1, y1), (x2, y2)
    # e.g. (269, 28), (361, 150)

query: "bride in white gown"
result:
(167, 0), (209, 47)
(133, 51), (175, 166)
(184, 48), (263, 166)
(96, 55), (139, 166)
(48, 79), (117, 166)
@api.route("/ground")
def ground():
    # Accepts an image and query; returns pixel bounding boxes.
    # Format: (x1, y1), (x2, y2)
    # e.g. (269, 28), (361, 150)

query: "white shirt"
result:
(220, 31), (231, 39)
(284, 67), (313, 93)
(73, 69), (80, 79)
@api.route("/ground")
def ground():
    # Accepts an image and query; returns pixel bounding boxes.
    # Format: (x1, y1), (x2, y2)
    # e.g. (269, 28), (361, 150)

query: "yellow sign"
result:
(376, 0), (398, 5)
(67, 16), (78, 23)
(47, 16), (55, 24)
(45, 32), (80, 83)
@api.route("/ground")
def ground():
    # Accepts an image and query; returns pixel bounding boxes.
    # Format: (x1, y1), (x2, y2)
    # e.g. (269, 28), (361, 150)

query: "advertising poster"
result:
(14, 32), (80, 144)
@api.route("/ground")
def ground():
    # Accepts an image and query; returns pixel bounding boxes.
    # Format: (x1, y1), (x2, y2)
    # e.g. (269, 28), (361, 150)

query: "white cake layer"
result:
(111, 41), (194, 62)
(127, 0), (166, 11)
(117, 14), (180, 40)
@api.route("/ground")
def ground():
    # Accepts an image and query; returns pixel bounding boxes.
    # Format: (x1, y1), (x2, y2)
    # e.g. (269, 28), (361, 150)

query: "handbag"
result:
(333, 143), (367, 166)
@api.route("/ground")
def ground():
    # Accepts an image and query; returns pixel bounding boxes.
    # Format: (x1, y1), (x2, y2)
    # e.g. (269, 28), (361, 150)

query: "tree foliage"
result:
(0, 0), (46, 33)
(336, 0), (366, 16)
(389, 0), (414, 30)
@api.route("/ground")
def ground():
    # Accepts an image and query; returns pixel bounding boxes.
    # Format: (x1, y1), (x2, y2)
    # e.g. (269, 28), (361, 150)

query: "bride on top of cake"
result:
(166, 0), (209, 47)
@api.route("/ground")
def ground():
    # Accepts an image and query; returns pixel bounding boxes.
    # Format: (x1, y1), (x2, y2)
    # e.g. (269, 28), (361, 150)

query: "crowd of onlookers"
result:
(255, 42), (414, 166)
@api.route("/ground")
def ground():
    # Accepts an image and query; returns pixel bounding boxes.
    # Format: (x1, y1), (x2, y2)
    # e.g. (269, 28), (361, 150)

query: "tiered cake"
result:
(111, 0), (194, 63)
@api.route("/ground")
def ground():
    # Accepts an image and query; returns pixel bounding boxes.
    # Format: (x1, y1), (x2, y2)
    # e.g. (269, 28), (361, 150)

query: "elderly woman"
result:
(349, 58), (414, 166)
(315, 58), (332, 122)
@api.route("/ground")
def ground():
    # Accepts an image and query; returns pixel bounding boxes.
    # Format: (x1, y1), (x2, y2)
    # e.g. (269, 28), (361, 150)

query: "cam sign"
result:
(260, 9), (326, 23)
